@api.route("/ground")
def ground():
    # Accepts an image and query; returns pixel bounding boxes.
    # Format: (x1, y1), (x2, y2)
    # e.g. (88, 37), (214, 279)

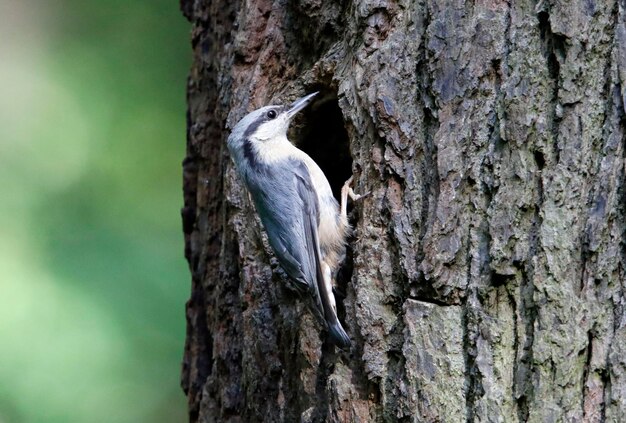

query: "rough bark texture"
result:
(180, 0), (626, 421)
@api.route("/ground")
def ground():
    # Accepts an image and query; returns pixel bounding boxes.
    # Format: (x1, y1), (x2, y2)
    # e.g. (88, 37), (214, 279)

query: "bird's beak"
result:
(286, 91), (318, 120)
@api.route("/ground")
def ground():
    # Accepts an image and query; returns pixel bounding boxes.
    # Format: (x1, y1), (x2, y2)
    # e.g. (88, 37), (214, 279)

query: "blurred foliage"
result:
(0, 0), (190, 421)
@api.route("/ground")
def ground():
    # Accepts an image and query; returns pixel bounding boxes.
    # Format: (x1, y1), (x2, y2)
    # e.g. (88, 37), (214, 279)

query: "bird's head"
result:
(228, 92), (318, 150)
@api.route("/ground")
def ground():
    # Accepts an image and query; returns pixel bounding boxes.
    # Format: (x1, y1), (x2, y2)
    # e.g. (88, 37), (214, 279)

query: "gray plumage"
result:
(227, 93), (353, 348)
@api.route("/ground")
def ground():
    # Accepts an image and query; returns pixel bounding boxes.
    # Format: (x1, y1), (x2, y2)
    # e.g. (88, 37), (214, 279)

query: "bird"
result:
(226, 92), (363, 348)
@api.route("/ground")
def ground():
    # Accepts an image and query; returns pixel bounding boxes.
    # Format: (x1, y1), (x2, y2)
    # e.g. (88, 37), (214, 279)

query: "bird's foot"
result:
(342, 176), (366, 201)
(341, 176), (369, 218)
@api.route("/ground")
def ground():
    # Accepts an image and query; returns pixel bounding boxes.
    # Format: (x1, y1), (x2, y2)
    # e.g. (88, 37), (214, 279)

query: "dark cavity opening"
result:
(533, 150), (545, 170)
(292, 91), (353, 200)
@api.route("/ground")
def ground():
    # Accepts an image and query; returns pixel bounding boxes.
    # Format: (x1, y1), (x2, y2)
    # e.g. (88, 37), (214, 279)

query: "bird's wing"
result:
(245, 160), (324, 312)
(246, 159), (351, 347)
(293, 166), (351, 348)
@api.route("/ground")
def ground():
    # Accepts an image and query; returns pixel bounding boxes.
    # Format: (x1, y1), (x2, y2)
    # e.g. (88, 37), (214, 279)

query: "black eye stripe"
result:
(242, 108), (282, 138)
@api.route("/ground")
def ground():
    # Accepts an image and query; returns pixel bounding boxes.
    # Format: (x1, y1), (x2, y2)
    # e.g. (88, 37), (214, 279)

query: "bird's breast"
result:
(317, 197), (344, 242)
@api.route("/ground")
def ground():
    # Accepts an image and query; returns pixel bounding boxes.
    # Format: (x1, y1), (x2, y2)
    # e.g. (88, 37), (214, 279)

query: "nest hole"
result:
(291, 92), (353, 200)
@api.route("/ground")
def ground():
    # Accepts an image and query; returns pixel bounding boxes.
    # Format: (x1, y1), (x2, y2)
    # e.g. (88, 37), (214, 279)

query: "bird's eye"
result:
(267, 110), (277, 119)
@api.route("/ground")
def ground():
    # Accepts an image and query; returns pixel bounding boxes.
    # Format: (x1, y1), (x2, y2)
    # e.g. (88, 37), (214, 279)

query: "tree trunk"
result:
(180, 0), (626, 421)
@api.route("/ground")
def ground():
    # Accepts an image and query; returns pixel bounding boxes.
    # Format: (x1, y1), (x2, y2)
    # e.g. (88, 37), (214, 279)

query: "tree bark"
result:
(180, 0), (626, 421)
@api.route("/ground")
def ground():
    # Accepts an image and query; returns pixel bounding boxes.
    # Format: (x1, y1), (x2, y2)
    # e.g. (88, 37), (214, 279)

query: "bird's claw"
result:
(341, 176), (367, 218)
(342, 176), (367, 202)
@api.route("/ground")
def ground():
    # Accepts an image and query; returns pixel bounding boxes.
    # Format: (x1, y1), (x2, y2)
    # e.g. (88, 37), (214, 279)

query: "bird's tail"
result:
(304, 210), (352, 349)
(327, 319), (351, 349)
(315, 262), (351, 349)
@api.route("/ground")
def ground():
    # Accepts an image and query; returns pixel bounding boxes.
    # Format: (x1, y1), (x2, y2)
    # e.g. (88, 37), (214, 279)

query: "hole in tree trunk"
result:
(291, 91), (353, 200)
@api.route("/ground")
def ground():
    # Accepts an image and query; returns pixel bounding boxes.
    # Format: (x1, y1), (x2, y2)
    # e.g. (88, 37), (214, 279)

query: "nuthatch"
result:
(227, 92), (362, 348)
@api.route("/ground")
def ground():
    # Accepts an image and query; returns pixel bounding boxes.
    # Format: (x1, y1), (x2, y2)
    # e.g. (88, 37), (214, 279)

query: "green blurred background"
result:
(0, 0), (190, 421)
